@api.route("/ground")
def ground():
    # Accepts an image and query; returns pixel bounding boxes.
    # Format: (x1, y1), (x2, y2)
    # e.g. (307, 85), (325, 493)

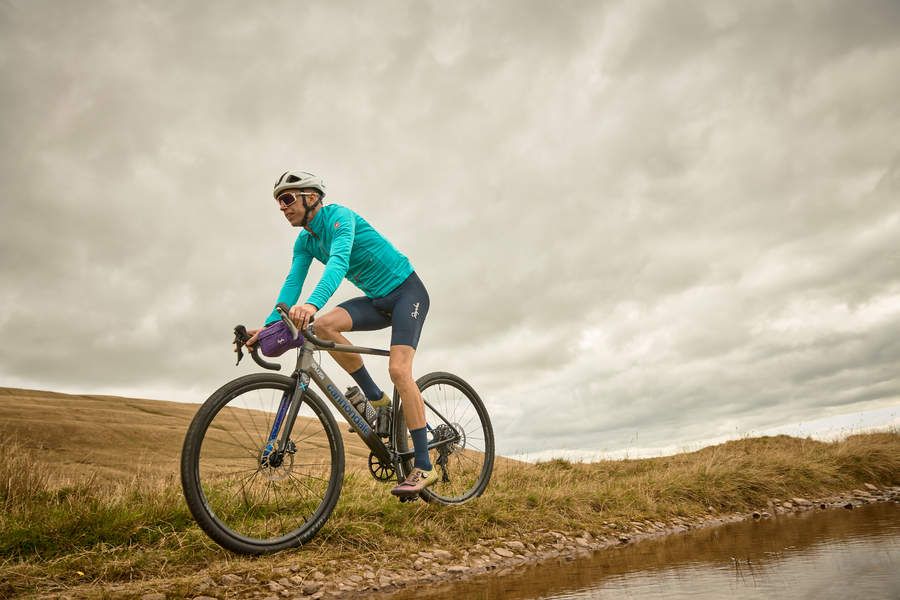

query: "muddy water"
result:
(393, 503), (900, 599)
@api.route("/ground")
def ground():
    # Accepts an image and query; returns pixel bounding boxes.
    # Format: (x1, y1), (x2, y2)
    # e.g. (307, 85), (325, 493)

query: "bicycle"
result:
(180, 303), (495, 554)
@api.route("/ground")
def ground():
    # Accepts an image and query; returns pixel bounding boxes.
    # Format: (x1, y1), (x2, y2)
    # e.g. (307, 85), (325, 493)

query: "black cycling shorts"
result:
(338, 271), (430, 349)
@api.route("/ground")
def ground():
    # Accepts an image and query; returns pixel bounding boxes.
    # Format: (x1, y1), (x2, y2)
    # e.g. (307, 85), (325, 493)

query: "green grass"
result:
(2, 431), (898, 598)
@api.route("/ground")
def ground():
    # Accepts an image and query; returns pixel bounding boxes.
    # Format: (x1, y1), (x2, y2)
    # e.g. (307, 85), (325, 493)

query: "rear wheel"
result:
(393, 372), (494, 504)
(180, 374), (344, 554)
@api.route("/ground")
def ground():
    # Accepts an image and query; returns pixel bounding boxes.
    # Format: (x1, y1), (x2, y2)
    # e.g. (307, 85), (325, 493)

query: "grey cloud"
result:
(2, 0), (899, 457)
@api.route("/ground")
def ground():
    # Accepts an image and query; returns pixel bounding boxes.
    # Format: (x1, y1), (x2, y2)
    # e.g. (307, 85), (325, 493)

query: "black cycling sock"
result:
(350, 365), (383, 401)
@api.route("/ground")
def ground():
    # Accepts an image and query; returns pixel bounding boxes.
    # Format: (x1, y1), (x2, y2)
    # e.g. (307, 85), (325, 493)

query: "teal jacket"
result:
(265, 204), (414, 325)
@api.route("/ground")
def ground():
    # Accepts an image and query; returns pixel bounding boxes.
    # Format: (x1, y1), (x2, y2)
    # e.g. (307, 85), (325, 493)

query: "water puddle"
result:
(390, 502), (900, 599)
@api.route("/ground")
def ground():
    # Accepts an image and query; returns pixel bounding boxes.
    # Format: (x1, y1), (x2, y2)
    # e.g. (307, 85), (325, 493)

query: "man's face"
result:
(276, 189), (318, 227)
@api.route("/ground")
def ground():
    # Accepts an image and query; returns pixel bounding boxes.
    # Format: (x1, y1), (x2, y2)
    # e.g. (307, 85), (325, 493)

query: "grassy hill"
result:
(1, 386), (898, 599)
(0, 386), (375, 483)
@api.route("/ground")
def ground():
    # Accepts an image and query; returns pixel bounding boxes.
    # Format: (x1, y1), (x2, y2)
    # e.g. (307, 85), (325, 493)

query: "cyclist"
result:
(245, 170), (435, 497)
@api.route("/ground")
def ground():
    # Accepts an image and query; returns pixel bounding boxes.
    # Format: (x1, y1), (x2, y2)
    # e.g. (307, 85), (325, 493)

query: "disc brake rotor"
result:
(258, 440), (296, 481)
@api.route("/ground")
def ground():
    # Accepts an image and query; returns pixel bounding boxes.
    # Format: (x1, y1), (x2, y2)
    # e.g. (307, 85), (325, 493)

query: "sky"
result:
(1, 0), (899, 460)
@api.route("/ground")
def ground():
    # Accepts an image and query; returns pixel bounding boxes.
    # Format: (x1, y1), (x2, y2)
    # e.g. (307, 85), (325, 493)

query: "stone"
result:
(782, 502), (793, 509)
(312, 571), (326, 580)
(505, 541), (526, 551)
(494, 547), (515, 558)
(447, 565), (468, 573)
(221, 574), (242, 585)
(302, 582), (322, 595)
(141, 594), (166, 600)
(193, 597), (218, 600)
(752, 512), (761, 519)
(792, 497), (812, 506)
(432, 549), (453, 561)
(844, 502), (854, 509)
(865, 483), (879, 491)
(267, 582), (285, 592)
(618, 535), (631, 543)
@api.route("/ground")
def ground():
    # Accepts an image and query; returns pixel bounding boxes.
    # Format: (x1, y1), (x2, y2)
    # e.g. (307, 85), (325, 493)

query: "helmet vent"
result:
(286, 174), (301, 183)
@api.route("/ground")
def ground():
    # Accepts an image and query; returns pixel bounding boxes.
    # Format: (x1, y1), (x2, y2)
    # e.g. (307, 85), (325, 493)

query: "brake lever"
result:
(233, 325), (249, 366)
(275, 303), (303, 340)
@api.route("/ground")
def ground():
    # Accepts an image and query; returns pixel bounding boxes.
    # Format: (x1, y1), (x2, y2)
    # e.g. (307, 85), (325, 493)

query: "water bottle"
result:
(375, 405), (392, 438)
(345, 386), (376, 426)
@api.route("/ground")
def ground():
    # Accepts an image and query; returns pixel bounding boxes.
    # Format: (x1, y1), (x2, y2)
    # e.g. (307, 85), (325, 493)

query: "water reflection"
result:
(390, 503), (899, 599)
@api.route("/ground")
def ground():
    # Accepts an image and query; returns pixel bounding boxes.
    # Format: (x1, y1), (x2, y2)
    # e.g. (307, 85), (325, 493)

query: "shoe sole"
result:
(391, 488), (424, 497)
(390, 479), (436, 497)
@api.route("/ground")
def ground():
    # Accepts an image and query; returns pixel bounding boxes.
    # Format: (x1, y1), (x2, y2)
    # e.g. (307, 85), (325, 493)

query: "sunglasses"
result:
(276, 191), (317, 207)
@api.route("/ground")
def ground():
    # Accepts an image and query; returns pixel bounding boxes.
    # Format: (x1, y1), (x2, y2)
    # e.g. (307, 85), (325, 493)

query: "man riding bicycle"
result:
(245, 170), (434, 497)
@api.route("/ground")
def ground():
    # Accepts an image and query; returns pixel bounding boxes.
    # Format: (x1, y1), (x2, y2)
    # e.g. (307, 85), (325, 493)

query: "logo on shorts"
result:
(411, 302), (420, 319)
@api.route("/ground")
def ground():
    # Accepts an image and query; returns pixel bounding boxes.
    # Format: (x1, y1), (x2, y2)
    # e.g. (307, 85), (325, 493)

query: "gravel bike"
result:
(180, 304), (494, 554)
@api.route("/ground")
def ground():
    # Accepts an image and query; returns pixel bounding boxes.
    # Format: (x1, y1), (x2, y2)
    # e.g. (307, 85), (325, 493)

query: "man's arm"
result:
(265, 239), (314, 325)
(306, 206), (357, 310)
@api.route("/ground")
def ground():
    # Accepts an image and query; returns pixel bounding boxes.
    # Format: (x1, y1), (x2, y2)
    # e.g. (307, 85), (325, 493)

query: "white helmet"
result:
(273, 170), (327, 199)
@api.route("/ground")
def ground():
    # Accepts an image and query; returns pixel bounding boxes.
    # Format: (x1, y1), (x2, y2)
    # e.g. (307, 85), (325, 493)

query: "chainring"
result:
(368, 452), (396, 482)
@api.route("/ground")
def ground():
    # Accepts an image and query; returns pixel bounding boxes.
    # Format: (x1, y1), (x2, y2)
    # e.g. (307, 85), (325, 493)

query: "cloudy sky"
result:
(2, 0), (899, 460)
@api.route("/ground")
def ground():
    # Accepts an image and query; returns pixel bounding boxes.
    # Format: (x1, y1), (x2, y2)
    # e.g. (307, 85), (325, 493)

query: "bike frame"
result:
(260, 318), (459, 470)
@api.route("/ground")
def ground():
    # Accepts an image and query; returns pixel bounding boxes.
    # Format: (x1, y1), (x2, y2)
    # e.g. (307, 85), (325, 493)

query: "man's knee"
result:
(388, 346), (415, 384)
(316, 307), (353, 336)
(388, 364), (410, 385)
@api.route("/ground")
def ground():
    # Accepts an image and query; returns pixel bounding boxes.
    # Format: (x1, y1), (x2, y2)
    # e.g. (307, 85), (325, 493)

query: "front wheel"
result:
(180, 373), (344, 554)
(393, 372), (494, 504)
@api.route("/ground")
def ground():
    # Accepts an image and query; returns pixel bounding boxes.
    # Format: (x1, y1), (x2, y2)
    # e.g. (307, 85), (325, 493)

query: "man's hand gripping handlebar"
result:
(233, 303), (336, 370)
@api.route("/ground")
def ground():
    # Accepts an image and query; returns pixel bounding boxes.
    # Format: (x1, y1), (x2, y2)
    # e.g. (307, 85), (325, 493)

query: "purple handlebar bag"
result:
(257, 321), (304, 357)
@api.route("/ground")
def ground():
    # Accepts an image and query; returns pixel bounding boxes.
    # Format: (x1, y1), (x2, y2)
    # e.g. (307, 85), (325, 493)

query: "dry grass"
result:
(1, 387), (898, 598)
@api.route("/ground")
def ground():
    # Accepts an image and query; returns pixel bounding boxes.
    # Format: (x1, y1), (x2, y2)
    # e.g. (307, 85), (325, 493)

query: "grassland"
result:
(1, 386), (898, 598)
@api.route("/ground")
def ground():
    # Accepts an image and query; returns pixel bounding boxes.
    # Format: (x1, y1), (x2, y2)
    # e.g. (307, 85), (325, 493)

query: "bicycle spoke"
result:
(227, 405), (265, 453)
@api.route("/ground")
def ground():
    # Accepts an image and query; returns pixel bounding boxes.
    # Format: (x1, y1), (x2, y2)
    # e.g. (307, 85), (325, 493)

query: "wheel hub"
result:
(258, 440), (296, 481)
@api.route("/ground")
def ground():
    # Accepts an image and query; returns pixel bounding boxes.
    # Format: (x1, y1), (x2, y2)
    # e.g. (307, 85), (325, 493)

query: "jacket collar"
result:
(304, 205), (326, 237)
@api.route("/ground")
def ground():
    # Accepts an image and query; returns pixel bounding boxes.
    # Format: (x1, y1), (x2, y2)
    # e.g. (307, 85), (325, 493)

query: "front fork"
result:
(260, 373), (310, 467)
